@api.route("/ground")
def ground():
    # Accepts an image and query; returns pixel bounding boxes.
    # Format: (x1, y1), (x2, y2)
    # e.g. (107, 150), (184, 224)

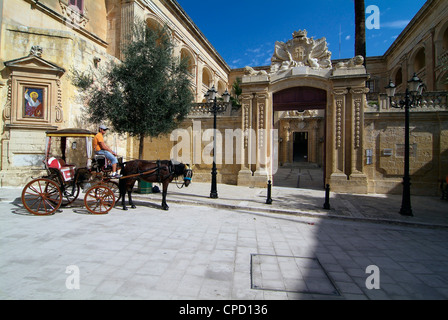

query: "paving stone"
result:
(1, 183), (448, 301)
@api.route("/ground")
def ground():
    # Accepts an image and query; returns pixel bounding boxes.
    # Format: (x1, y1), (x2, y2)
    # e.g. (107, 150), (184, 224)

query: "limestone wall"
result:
(139, 114), (242, 186)
(364, 111), (448, 196)
(0, 0), (231, 187)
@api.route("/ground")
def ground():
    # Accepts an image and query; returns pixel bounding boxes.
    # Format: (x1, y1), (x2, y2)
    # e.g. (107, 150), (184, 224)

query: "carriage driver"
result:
(93, 125), (121, 178)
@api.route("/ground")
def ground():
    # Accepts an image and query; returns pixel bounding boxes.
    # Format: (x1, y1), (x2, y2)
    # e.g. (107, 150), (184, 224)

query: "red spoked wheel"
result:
(102, 180), (120, 201)
(84, 185), (115, 214)
(21, 178), (63, 215)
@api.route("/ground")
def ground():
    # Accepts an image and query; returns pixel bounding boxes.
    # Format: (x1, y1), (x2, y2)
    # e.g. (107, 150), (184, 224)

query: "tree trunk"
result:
(355, 0), (366, 66)
(139, 135), (145, 160)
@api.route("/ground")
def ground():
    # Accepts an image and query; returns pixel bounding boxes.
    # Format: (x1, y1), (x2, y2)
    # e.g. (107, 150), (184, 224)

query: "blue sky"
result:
(176, 0), (427, 69)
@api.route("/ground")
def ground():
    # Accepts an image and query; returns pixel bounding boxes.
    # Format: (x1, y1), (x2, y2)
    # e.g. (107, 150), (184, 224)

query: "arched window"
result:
(202, 68), (212, 88)
(442, 27), (448, 51)
(413, 48), (426, 72)
(180, 48), (195, 75)
(217, 81), (226, 96)
(395, 68), (403, 86)
(146, 16), (163, 32)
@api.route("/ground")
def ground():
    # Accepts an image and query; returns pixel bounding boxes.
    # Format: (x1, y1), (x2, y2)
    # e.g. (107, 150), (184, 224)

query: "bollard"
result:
(323, 184), (330, 210)
(266, 180), (273, 204)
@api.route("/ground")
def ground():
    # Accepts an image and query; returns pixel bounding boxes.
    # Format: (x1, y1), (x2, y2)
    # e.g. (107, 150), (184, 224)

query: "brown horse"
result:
(118, 160), (192, 210)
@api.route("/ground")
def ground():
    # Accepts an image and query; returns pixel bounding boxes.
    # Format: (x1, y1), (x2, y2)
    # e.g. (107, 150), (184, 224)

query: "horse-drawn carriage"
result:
(21, 128), (119, 215)
(21, 128), (193, 215)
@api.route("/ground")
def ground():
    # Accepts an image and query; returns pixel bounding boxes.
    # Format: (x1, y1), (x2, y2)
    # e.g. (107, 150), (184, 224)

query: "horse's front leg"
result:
(161, 183), (169, 210)
(128, 190), (137, 209)
(119, 181), (128, 211)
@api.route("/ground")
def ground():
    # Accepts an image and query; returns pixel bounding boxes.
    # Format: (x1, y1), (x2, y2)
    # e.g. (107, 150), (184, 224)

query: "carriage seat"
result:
(47, 157), (75, 182)
(93, 154), (107, 169)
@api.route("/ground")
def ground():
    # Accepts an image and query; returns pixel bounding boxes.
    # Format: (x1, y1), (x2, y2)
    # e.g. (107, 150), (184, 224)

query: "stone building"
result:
(0, 0), (229, 186)
(229, 0), (448, 195)
(361, 0), (448, 195)
(1, 0), (447, 196)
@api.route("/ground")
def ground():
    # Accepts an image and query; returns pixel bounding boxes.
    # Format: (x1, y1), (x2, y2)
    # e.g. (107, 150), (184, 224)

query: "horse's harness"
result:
(121, 160), (192, 188)
(177, 165), (192, 189)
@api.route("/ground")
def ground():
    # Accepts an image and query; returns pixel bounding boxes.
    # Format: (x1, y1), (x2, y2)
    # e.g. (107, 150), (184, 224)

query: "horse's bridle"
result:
(175, 166), (193, 188)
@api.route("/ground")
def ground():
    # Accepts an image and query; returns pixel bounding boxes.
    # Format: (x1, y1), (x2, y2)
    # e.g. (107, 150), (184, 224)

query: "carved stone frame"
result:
(3, 51), (65, 128)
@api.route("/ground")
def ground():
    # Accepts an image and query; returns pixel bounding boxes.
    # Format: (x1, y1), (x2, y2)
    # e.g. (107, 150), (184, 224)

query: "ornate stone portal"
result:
(1, 47), (65, 186)
(239, 29), (370, 193)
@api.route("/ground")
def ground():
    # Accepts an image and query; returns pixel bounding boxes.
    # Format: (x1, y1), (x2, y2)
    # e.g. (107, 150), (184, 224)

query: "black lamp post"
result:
(385, 73), (424, 216)
(206, 86), (230, 199)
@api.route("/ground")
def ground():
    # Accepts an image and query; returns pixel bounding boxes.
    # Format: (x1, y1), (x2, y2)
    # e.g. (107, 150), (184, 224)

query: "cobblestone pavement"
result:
(1, 182), (448, 300)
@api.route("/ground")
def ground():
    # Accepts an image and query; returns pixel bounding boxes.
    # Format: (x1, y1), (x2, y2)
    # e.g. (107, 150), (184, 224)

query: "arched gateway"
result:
(238, 30), (370, 193)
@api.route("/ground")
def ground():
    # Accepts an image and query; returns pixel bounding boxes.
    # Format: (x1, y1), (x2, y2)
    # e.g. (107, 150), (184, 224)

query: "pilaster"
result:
(255, 92), (269, 175)
(330, 88), (348, 179)
(120, 2), (135, 60)
(349, 87), (369, 176)
(237, 93), (254, 186)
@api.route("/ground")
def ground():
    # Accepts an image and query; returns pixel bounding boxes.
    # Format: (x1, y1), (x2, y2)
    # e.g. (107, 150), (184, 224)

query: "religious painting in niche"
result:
(24, 87), (44, 118)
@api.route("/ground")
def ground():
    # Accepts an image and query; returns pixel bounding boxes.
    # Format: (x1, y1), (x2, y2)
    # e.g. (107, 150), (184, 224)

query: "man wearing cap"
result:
(93, 125), (121, 178)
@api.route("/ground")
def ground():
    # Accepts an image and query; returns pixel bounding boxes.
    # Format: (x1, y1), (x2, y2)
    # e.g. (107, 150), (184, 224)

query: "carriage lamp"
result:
(384, 73), (425, 217)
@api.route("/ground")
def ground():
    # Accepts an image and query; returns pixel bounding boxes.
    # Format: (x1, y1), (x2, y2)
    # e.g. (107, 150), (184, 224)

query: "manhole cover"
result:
(250, 254), (340, 296)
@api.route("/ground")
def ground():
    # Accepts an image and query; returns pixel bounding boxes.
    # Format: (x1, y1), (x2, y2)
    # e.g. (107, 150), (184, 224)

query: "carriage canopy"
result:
(45, 128), (96, 168)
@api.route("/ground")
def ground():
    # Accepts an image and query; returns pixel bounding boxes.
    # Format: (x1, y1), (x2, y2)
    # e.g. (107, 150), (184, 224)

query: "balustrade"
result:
(189, 101), (233, 117)
(366, 91), (448, 112)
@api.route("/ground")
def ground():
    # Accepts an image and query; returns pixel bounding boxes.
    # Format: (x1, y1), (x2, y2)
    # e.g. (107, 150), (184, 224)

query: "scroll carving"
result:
(270, 29), (332, 73)
(55, 80), (63, 123)
(241, 95), (251, 148)
(2, 78), (12, 121)
(258, 102), (265, 148)
(336, 100), (343, 149)
(354, 99), (361, 149)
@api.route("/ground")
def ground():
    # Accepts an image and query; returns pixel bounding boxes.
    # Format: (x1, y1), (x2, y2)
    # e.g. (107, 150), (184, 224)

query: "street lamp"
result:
(206, 86), (231, 199)
(385, 73), (424, 216)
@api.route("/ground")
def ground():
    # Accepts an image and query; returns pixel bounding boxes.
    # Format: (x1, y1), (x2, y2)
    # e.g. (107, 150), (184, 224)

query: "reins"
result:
(119, 162), (171, 182)
(175, 176), (191, 189)
(120, 160), (192, 189)
(175, 168), (192, 189)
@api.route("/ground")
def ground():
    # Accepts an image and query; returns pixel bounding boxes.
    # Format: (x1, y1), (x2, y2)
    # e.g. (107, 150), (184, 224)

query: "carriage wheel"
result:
(84, 185), (115, 215)
(61, 184), (80, 207)
(102, 180), (120, 201)
(44, 168), (79, 207)
(21, 178), (62, 215)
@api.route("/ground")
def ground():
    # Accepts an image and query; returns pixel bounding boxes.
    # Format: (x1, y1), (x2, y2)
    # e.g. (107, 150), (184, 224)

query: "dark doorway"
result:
(273, 86), (327, 188)
(293, 132), (308, 162)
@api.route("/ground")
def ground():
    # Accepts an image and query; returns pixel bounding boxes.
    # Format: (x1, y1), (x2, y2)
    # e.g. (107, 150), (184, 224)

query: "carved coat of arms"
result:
(270, 30), (332, 73)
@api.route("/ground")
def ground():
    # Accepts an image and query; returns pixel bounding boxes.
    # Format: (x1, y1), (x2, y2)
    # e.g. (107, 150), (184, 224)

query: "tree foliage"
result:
(231, 77), (242, 108)
(71, 20), (193, 158)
